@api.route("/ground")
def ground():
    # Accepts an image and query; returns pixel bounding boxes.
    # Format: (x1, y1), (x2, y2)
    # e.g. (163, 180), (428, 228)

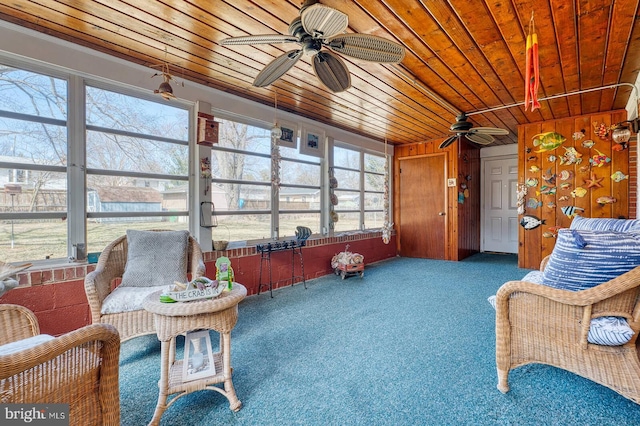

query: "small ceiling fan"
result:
(438, 113), (509, 149)
(220, 0), (405, 93)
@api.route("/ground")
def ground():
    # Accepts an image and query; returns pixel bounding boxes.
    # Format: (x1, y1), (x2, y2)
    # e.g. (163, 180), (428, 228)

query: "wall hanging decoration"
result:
(584, 172), (604, 189)
(200, 156), (211, 195)
(559, 170), (573, 181)
(559, 182), (571, 190)
(589, 149), (611, 167)
(527, 198), (542, 209)
(517, 184), (527, 215)
(581, 139), (595, 148)
(547, 154), (556, 162)
(529, 165), (540, 172)
(271, 135), (281, 189)
(524, 12), (540, 111)
(571, 187), (587, 198)
(558, 195), (570, 201)
(593, 122), (611, 140)
(561, 205), (584, 218)
(329, 167), (338, 230)
(538, 185), (556, 195)
(596, 196), (617, 205)
(542, 168), (556, 184)
(197, 112), (218, 146)
(559, 147), (582, 165)
(520, 215), (545, 230)
(526, 177), (538, 187)
(300, 124), (326, 158)
(611, 124), (632, 151)
(533, 132), (565, 152)
(611, 171), (629, 182)
(572, 130), (585, 140)
(150, 55), (183, 101)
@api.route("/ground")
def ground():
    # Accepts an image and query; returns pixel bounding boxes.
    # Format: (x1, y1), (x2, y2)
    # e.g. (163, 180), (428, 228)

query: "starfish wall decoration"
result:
(584, 172), (604, 189)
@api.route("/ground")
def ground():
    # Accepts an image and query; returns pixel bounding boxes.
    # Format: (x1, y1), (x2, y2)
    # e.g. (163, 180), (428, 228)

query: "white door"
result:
(482, 157), (518, 253)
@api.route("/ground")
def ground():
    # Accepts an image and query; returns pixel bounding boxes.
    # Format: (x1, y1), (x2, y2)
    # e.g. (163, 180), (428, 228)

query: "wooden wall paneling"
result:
(610, 111), (631, 219)
(456, 140), (481, 260)
(571, 116), (593, 220)
(538, 119), (562, 262)
(519, 123), (543, 269)
(589, 114), (614, 218)
(447, 141), (457, 260)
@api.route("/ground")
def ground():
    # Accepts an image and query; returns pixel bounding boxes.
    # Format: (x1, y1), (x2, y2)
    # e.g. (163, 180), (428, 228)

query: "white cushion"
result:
(588, 316), (635, 346)
(101, 284), (166, 314)
(121, 230), (189, 288)
(0, 334), (54, 355)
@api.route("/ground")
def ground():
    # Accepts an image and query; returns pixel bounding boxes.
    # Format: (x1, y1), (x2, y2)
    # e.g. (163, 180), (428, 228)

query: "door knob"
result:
(438, 212), (446, 216)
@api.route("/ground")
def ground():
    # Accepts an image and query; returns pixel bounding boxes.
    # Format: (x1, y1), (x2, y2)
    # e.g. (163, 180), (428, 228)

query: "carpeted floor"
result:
(119, 253), (640, 425)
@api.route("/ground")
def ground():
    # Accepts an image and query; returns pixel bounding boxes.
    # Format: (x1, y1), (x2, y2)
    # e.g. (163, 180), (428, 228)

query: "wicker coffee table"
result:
(143, 284), (247, 425)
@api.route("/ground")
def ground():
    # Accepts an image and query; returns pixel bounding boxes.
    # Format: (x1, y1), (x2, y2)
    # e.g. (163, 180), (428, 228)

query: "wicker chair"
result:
(495, 256), (640, 404)
(0, 304), (120, 425)
(84, 231), (205, 342)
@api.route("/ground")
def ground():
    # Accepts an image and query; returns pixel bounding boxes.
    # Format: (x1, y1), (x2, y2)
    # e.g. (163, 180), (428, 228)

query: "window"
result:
(332, 144), (388, 233)
(85, 86), (190, 253)
(0, 60), (191, 264)
(0, 64), (68, 262)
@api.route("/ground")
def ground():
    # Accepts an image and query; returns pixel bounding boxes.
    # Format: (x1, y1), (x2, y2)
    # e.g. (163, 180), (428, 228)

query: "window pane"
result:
(280, 160), (320, 186)
(0, 118), (67, 166)
(87, 217), (188, 254)
(212, 183), (271, 211)
(2, 171), (67, 213)
(86, 178), (188, 214)
(216, 119), (270, 154)
(0, 219), (67, 263)
(211, 151), (270, 183)
(334, 146), (360, 169)
(364, 153), (385, 173)
(280, 145), (321, 163)
(334, 189), (360, 210)
(87, 130), (188, 175)
(334, 169), (359, 190)
(364, 211), (385, 229)
(333, 212), (360, 232)
(364, 172), (384, 192)
(0, 65), (67, 119)
(364, 192), (383, 210)
(214, 214), (271, 242)
(86, 87), (188, 141)
(279, 187), (320, 210)
(279, 213), (320, 238)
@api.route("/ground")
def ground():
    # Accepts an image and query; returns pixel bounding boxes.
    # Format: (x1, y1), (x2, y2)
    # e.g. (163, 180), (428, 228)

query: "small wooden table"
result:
(143, 284), (247, 426)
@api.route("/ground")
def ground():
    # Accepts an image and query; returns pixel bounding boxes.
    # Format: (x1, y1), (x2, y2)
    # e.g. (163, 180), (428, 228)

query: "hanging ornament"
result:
(381, 138), (393, 244)
(524, 12), (540, 112)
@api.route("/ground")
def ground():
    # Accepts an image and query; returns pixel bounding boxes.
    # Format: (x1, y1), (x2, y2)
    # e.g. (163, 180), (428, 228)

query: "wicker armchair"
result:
(84, 231), (205, 342)
(495, 256), (640, 404)
(0, 304), (120, 426)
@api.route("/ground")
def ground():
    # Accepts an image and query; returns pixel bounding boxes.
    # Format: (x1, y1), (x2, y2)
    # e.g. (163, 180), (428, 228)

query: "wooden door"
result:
(399, 155), (447, 259)
(482, 157), (519, 253)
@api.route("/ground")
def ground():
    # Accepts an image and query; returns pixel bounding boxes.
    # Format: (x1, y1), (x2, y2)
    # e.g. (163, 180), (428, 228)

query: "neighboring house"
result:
(87, 186), (162, 222)
(278, 187), (320, 210)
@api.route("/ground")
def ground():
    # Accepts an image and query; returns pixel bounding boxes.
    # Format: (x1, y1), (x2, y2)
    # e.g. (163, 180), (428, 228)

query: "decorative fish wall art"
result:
(520, 215), (545, 230)
(611, 171), (628, 182)
(532, 132), (566, 153)
(561, 205), (584, 218)
(596, 196), (617, 205)
(559, 147), (583, 165)
(589, 150), (611, 167)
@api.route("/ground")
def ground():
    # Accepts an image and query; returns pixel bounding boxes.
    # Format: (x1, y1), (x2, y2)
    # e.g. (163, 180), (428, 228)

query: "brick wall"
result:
(0, 232), (396, 336)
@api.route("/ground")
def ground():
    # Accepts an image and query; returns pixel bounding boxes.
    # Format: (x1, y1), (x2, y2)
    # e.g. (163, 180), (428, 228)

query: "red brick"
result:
(53, 268), (65, 282)
(53, 280), (88, 308)
(29, 271), (42, 285)
(64, 267), (76, 280)
(37, 305), (90, 336)
(41, 269), (54, 283)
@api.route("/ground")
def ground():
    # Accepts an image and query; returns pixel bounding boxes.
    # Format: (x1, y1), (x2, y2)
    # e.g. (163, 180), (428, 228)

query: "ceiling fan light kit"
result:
(220, 0), (405, 93)
(438, 113), (509, 149)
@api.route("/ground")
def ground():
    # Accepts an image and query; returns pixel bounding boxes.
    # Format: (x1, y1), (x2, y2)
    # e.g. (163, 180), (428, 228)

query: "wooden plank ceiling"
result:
(0, 0), (639, 147)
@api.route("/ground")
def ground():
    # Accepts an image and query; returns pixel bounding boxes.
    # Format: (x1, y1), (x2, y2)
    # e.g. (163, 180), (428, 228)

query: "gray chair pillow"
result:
(120, 230), (189, 288)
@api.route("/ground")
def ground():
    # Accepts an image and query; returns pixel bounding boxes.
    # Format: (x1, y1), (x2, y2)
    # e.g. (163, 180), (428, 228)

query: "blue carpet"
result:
(119, 253), (640, 425)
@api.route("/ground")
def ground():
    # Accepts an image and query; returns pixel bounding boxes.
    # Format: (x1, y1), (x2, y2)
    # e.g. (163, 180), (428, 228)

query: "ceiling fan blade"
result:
(221, 34), (299, 46)
(439, 135), (458, 149)
(326, 33), (405, 63)
(466, 133), (495, 145)
(301, 3), (348, 39)
(253, 50), (303, 88)
(313, 51), (351, 93)
(471, 127), (509, 136)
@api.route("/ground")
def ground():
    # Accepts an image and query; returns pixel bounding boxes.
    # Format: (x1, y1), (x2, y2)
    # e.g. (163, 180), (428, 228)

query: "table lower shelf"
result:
(167, 352), (225, 393)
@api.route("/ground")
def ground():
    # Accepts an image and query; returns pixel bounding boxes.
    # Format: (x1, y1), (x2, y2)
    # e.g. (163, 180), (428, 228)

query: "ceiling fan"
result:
(438, 113), (509, 149)
(220, 0), (405, 93)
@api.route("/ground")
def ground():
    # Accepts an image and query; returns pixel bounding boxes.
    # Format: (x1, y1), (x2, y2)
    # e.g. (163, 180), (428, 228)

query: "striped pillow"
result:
(542, 229), (640, 291)
(570, 215), (640, 233)
(588, 317), (634, 346)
